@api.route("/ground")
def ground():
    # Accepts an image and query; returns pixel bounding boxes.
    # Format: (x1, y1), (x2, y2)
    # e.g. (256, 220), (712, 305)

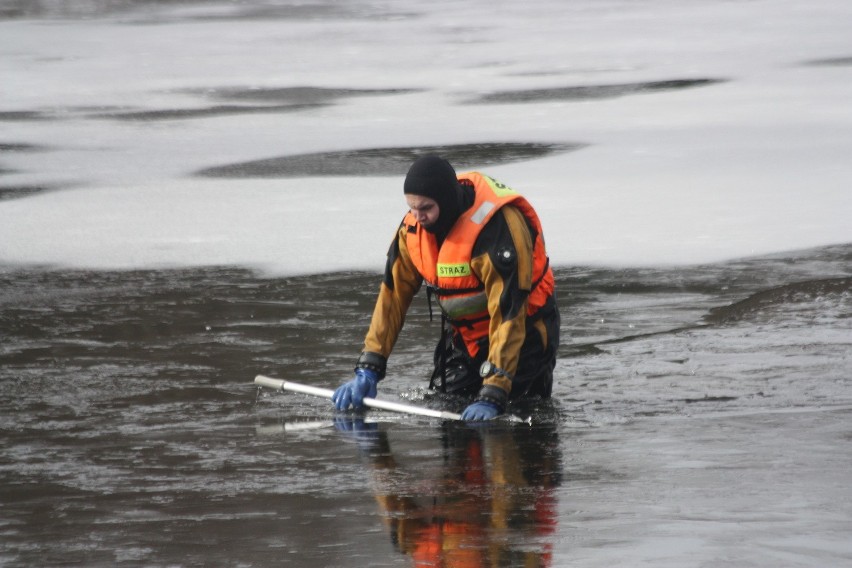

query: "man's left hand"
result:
(461, 400), (500, 421)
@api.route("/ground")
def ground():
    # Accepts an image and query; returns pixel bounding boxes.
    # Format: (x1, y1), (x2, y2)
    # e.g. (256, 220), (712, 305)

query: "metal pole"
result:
(255, 375), (464, 421)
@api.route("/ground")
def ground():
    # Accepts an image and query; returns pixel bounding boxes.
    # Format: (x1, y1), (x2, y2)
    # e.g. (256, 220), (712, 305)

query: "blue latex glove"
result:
(461, 400), (500, 421)
(332, 368), (378, 411)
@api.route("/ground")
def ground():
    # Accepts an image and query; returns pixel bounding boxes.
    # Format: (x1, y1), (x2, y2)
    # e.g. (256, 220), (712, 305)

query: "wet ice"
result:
(1, 0), (852, 566)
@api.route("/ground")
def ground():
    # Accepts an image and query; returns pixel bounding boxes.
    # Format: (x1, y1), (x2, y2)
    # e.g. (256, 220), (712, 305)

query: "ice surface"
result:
(1, 0), (850, 273)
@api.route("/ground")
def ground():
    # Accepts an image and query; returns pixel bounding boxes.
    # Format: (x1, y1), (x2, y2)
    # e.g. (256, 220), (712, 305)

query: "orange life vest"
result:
(404, 172), (554, 358)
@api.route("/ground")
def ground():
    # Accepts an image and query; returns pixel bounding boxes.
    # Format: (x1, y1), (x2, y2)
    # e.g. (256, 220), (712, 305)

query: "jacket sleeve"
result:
(469, 205), (534, 395)
(362, 223), (423, 360)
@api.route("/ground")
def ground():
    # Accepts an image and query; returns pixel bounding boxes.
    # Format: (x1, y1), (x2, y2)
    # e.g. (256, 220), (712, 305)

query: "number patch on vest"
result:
(484, 175), (517, 197)
(437, 262), (472, 277)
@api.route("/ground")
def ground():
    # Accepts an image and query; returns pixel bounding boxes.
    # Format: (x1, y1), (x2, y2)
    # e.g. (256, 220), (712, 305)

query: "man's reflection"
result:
(334, 418), (562, 567)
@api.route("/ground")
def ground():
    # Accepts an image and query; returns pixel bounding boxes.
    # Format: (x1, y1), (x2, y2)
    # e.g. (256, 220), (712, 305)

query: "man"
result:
(332, 155), (559, 421)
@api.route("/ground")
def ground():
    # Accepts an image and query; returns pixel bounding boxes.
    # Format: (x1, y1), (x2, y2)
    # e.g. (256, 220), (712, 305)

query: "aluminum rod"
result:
(255, 375), (463, 421)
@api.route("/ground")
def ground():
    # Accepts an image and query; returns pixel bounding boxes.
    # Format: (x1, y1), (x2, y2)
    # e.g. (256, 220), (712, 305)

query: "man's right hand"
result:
(332, 368), (379, 411)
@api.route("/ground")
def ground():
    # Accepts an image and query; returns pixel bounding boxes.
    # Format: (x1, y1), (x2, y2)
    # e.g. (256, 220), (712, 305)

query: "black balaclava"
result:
(403, 155), (472, 242)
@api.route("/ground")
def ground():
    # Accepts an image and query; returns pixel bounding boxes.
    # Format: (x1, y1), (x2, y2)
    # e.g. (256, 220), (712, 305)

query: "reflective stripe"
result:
(437, 291), (488, 320)
(470, 201), (495, 225)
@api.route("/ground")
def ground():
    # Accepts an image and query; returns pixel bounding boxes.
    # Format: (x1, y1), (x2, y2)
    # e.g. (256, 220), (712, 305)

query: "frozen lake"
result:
(1, 0), (851, 271)
(1, 1), (851, 566)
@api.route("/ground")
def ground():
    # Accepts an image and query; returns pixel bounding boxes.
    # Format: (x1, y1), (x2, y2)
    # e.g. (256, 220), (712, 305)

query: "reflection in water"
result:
(335, 418), (561, 567)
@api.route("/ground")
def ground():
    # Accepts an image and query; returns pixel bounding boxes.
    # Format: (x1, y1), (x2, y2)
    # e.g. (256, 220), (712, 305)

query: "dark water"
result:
(2, 243), (851, 567)
(194, 142), (581, 179)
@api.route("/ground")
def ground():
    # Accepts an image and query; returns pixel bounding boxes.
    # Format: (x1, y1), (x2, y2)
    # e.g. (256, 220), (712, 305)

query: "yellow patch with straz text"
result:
(437, 263), (472, 278)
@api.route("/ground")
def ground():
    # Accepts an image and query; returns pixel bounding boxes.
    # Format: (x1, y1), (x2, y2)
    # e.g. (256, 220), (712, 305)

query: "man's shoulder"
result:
(489, 204), (526, 227)
(473, 205), (529, 249)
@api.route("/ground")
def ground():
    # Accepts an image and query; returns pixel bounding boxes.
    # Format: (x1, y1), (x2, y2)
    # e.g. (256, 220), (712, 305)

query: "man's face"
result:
(406, 194), (440, 228)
